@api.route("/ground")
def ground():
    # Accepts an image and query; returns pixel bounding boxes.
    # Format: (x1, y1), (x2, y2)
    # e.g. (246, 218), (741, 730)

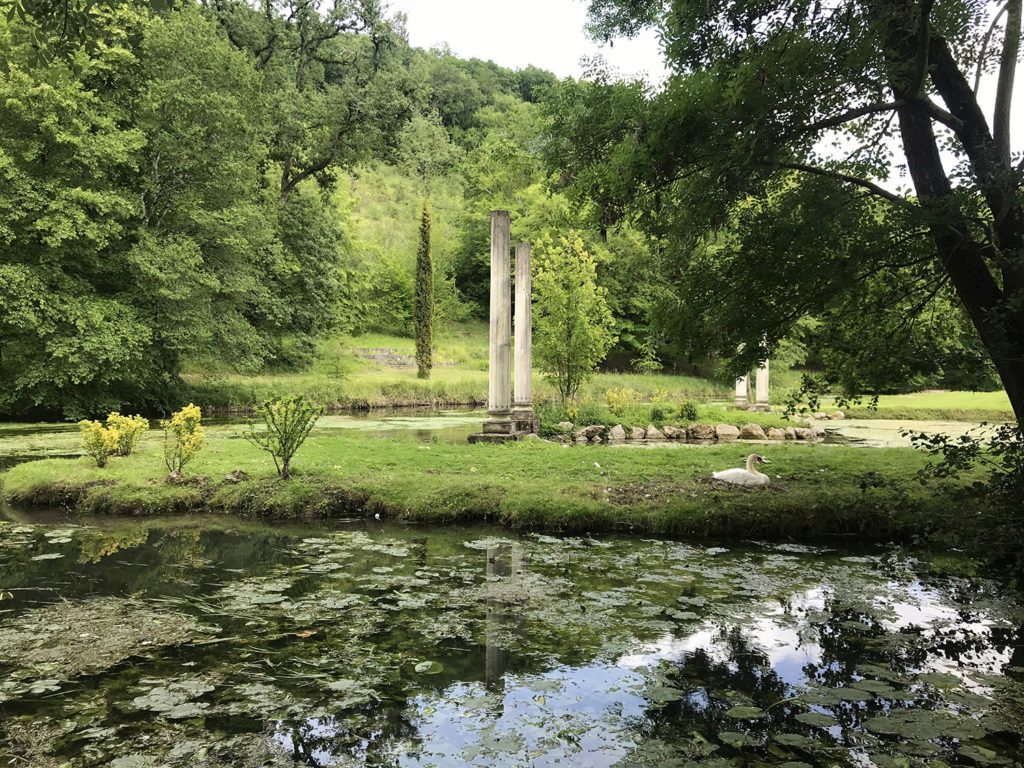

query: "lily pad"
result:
(724, 705), (767, 719)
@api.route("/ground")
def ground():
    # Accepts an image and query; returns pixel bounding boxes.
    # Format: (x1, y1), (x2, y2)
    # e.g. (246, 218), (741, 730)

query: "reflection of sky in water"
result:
(267, 547), (1022, 768)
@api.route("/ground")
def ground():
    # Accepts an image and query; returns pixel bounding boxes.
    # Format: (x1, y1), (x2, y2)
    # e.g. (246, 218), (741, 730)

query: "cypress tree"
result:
(414, 198), (434, 379)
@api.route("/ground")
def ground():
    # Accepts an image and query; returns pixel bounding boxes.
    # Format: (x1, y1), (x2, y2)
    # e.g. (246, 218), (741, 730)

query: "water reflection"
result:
(0, 518), (1021, 767)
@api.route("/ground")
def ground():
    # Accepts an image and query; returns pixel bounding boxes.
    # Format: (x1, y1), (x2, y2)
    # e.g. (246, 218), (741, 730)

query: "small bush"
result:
(677, 400), (699, 422)
(162, 403), (204, 473)
(604, 388), (638, 417)
(106, 413), (149, 456)
(650, 404), (667, 422)
(244, 394), (324, 479)
(78, 420), (119, 468)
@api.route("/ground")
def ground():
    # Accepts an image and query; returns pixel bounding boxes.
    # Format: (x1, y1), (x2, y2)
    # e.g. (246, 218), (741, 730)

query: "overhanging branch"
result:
(773, 162), (913, 207)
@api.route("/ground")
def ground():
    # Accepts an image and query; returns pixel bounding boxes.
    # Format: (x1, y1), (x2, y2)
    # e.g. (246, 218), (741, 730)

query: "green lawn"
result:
(178, 325), (1013, 423)
(2, 424), (976, 542)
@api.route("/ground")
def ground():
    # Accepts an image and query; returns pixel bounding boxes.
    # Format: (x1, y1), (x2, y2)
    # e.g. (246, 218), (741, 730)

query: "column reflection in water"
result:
(485, 543), (523, 695)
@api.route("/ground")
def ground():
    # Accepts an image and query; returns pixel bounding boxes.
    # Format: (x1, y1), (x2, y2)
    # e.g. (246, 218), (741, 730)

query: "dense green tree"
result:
(550, 0), (1024, 422)
(533, 235), (617, 402)
(0, 4), (355, 416)
(205, 0), (409, 200)
(397, 112), (464, 190)
(414, 198), (433, 379)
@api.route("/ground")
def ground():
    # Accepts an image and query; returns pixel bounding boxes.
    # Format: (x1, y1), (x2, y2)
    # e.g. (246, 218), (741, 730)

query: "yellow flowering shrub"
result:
(78, 420), (120, 468)
(106, 413), (149, 456)
(604, 388), (638, 417)
(161, 403), (204, 473)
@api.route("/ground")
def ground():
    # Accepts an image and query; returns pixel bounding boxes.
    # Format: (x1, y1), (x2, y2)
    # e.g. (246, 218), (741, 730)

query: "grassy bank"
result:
(176, 327), (1013, 425)
(2, 427), (976, 543)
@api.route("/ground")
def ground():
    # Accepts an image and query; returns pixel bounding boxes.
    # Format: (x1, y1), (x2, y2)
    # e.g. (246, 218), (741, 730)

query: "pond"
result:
(0, 514), (1022, 767)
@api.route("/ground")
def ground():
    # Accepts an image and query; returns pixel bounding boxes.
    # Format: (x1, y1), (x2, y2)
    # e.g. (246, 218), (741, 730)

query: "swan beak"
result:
(759, 457), (771, 464)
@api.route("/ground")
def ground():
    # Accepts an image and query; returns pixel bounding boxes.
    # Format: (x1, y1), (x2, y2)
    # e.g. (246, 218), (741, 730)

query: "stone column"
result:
(484, 211), (513, 434)
(754, 359), (770, 412)
(734, 374), (750, 408)
(512, 241), (535, 431)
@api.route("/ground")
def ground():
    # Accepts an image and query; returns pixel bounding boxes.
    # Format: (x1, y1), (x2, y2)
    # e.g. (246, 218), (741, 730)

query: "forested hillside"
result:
(0, 0), (676, 418)
(0, 0), (1002, 419)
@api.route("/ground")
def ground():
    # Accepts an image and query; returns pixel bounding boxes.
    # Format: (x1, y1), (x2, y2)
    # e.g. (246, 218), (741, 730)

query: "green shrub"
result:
(78, 420), (120, 468)
(106, 413), (149, 456)
(162, 403), (205, 473)
(243, 394), (324, 479)
(650, 404), (667, 422)
(677, 400), (699, 422)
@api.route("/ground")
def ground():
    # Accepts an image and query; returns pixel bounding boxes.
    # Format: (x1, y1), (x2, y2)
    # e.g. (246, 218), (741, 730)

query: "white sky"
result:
(386, 0), (669, 83)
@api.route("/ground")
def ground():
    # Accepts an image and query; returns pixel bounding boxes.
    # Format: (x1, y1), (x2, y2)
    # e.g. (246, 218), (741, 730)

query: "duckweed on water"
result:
(0, 517), (1022, 766)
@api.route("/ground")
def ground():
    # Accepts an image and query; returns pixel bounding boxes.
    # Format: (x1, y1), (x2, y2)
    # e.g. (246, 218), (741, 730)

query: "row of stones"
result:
(560, 422), (828, 443)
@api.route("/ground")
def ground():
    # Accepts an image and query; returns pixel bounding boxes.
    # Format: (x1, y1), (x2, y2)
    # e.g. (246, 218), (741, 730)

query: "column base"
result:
(511, 405), (538, 435)
(753, 403), (771, 413)
(733, 398), (751, 409)
(482, 411), (515, 434)
(469, 431), (527, 444)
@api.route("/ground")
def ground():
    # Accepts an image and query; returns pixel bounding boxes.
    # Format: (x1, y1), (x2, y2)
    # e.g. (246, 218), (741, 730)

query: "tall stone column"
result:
(754, 359), (770, 412)
(512, 241), (535, 431)
(484, 211), (513, 434)
(734, 374), (750, 408)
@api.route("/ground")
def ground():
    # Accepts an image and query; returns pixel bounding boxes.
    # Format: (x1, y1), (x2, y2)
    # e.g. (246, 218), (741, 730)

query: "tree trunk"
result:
(876, 6), (1024, 425)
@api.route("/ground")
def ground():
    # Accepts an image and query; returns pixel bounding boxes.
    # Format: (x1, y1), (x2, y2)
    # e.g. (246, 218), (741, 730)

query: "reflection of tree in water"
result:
(271, 542), (526, 765)
(77, 528), (150, 564)
(629, 593), (1024, 765)
(276, 701), (422, 767)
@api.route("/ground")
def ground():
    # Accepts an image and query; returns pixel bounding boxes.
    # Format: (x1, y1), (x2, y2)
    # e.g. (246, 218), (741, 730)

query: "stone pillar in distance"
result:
(484, 211), (513, 434)
(734, 374), (750, 409)
(512, 241), (537, 433)
(754, 360), (770, 412)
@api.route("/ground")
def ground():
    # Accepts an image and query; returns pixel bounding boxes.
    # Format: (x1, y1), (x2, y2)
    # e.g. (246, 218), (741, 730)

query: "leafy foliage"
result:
(533, 235), (617, 403)
(243, 395), (324, 479)
(78, 420), (119, 468)
(106, 413), (149, 457)
(552, 0), (1024, 422)
(161, 404), (204, 473)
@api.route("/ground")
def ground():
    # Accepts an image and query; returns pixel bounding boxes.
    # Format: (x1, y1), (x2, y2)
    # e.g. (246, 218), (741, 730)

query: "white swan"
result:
(712, 454), (771, 487)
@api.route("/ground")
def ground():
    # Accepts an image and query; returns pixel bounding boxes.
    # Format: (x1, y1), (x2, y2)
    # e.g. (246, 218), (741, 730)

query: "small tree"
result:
(162, 403), (204, 473)
(106, 413), (149, 456)
(414, 198), (434, 379)
(243, 394), (324, 479)
(533, 235), (616, 403)
(78, 420), (119, 468)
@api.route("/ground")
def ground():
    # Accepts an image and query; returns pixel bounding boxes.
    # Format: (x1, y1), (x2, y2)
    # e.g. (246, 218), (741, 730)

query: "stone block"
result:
(739, 423), (767, 440)
(662, 425), (686, 439)
(629, 426), (646, 440)
(687, 423), (716, 440)
(766, 428), (786, 440)
(784, 427), (797, 440)
(645, 425), (666, 441)
(608, 424), (626, 442)
(793, 428), (813, 440)
(716, 424), (740, 440)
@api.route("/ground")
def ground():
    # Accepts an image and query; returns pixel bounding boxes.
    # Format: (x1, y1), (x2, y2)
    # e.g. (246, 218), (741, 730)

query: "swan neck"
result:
(745, 454), (757, 473)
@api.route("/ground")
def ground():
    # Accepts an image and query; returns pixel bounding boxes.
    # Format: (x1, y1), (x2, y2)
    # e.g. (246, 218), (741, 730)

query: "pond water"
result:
(1, 515), (1022, 767)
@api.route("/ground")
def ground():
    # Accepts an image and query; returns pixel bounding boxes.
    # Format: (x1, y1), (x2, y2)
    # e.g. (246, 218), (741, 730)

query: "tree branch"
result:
(773, 162), (912, 207)
(994, 0), (1021, 165)
(973, 1), (1010, 93)
(908, 0), (935, 97)
(802, 100), (902, 134)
